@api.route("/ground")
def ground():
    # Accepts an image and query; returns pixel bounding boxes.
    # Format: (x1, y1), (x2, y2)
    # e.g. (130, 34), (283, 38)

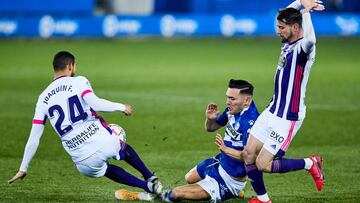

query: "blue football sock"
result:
(271, 158), (305, 173)
(122, 144), (154, 180)
(245, 163), (267, 196)
(105, 164), (150, 192)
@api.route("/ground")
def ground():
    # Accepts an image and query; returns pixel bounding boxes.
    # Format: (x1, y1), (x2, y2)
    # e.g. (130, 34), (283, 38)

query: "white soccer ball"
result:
(109, 123), (126, 143)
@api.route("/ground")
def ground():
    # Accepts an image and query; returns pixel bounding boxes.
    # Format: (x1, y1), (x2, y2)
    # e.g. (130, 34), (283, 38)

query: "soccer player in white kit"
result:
(242, 0), (325, 203)
(8, 51), (162, 197)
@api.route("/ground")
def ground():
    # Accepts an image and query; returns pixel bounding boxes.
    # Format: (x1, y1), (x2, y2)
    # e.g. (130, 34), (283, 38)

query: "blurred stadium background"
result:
(0, 0), (360, 37)
(0, 0), (359, 203)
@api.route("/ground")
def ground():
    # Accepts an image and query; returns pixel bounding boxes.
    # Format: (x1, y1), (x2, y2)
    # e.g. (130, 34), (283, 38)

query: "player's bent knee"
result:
(184, 174), (191, 183)
(185, 173), (195, 184)
(185, 168), (198, 184)
(243, 148), (256, 164)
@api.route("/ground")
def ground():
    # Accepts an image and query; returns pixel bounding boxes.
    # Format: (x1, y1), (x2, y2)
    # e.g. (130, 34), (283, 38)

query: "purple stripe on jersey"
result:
(90, 108), (112, 134)
(286, 48), (308, 121)
(276, 51), (293, 118)
(269, 69), (281, 113)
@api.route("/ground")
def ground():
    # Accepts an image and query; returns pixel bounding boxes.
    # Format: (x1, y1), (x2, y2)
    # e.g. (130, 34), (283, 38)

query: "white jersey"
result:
(33, 76), (113, 162)
(267, 10), (316, 121)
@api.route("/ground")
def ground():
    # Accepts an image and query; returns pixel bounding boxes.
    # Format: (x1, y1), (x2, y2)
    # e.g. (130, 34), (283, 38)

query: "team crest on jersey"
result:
(277, 54), (286, 68)
(248, 120), (254, 126)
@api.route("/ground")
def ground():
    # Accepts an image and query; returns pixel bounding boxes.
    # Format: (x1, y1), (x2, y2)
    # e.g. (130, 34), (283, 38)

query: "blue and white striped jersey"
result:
(215, 101), (259, 177)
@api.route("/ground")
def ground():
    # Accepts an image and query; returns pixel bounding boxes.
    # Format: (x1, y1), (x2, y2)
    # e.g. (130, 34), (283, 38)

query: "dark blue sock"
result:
(245, 163), (267, 196)
(121, 144), (154, 180)
(271, 158), (305, 173)
(105, 164), (150, 192)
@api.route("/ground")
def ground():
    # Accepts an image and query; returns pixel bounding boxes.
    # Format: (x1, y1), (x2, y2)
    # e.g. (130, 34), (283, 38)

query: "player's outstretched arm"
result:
(204, 103), (221, 132)
(215, 134), (244, 161)
(83, 92), (130, 116)
(8, 124), (45, 184)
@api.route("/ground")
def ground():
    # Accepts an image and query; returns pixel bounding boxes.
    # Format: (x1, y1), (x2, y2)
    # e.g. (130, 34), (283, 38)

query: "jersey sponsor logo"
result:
(43, 85), (73, 105)
(226, 122), (241, 139)
(65, 122), (99, 149)
(270, 130), (284, 144)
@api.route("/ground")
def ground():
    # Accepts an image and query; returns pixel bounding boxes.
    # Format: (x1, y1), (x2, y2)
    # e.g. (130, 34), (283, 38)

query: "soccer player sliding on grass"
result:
(116, 79), (259, 202)
(8, 51), (162, 199)
(242, 0), (325, 203)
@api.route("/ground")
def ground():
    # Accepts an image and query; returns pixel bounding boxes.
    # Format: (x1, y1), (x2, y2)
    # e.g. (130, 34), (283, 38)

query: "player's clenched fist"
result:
(206, 103), (220, 120)
(124, 104), (133, 116)
(301, 0), (325, 12)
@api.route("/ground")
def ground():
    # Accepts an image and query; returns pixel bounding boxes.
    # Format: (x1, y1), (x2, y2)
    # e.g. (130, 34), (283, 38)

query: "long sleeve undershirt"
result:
(83, 92), (126, 112)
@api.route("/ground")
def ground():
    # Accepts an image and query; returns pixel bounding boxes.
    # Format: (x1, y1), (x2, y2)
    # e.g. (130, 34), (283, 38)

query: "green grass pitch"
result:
(0, 37), (359, 202)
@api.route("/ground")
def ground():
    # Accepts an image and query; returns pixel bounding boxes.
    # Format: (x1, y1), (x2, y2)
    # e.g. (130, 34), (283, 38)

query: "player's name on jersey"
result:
(43, 84), (73, 105)
(65, 122), (99, 149)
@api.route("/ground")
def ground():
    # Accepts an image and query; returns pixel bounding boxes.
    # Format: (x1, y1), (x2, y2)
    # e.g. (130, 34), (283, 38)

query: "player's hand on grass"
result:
(206, 103), (220, 120)
(8, 171), (27, 185)
(301, 0), (325, 13)
(123, 104), (132, 116)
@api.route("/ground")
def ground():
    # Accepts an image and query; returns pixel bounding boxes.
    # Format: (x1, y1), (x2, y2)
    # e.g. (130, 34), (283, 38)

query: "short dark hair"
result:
(277, 8), (302, 27)
(53, 51), (75, 71)
(228, 79), (254, 95)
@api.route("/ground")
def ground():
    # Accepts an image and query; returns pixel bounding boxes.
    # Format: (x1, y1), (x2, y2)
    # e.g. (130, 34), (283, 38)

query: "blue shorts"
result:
(196, 154), (245, 202)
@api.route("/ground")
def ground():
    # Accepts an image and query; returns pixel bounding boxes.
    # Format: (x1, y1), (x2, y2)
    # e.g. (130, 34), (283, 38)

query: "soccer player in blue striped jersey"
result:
(242, 0), (325, 203)
(8, 51), (162, 197)
(115, 79), (259, 202)
(160, 79), (259, 203)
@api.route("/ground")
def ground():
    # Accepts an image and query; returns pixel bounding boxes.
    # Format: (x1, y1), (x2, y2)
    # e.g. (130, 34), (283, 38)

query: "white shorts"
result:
(197, 165), (246, 202)
(75, 134), (121, 178)
(250, 110), (303, 156)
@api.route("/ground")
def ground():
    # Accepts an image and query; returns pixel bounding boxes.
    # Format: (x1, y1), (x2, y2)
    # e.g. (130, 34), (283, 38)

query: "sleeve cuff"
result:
(118, 104), (126, 112)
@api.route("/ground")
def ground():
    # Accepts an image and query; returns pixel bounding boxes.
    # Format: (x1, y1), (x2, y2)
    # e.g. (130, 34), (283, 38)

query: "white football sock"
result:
(304, 158), (313, 170)
(258, 193), (270, 202)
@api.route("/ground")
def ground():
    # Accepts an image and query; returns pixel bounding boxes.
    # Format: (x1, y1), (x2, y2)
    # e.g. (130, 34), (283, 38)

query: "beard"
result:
(281, 37), (289, 43)
(280, 32), (294, 43)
